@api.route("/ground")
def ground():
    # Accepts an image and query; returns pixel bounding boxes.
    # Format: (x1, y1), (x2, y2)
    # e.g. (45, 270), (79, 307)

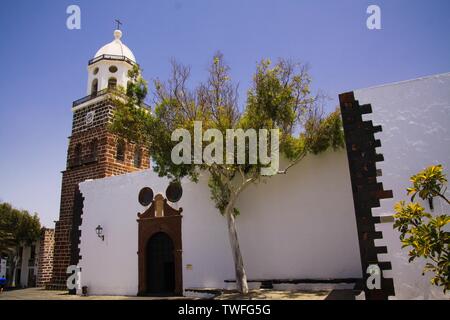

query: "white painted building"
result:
(9, 242), (39, 288)
(354, 73), (450, 299)
(77, 150), (361, 296)
(1, 228), (55, 289)
(72, 30), (450, 299)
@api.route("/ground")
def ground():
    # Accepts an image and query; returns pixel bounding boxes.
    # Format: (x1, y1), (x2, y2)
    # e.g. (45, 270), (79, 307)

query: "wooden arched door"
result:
(146, 232), (175, 294)
(137, 194), (183, 296)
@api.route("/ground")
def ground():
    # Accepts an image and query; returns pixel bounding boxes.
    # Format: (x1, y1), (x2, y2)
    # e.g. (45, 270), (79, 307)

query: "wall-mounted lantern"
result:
(95, 225), (104, 241)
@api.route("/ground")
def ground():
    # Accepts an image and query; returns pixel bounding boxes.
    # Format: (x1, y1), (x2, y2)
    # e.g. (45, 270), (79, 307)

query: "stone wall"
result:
(49, 98), (150, 289)
(36, 228), (55, 287)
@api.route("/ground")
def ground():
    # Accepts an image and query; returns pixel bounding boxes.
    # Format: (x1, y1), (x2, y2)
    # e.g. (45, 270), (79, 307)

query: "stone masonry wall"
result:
(48, 98), (150, 289)
(36, 228), (55, 287)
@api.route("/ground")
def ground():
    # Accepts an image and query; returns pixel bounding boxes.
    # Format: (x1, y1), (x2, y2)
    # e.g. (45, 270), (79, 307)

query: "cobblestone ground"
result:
(0, 287), (356, 300)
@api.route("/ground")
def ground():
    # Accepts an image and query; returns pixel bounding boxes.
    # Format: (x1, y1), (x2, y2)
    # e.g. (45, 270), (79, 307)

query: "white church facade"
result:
(61, 30), (450, 300)
(77, 150), (361, 297)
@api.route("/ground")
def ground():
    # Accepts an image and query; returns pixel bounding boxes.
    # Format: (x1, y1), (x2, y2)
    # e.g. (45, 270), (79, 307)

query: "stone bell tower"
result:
(48, 29), (150, 289)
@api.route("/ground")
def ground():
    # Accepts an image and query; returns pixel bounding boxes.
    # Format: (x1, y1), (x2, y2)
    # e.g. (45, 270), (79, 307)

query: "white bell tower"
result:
(86, 29), (137, 96)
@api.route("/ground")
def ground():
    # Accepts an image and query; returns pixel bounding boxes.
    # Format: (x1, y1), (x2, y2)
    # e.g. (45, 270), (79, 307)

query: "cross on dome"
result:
(115, 19), (122, 30)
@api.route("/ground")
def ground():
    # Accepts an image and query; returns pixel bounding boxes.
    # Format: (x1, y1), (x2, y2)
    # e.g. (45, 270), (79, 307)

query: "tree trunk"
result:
(10, 252), (18, 287)
(225, 209), (249, 294)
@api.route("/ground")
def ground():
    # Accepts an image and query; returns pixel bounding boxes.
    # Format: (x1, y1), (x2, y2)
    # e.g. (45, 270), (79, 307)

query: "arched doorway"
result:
(146, 232), (175, 294)
(137, 194), (183, 296)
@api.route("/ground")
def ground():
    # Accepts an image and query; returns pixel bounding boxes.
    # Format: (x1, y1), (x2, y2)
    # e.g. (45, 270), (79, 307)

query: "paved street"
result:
(0, 288), (190, 300)
(0, 287), (355, 300)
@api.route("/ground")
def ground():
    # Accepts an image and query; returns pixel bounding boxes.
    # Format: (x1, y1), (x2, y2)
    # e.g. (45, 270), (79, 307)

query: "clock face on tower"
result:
(85, 111), (95, 125)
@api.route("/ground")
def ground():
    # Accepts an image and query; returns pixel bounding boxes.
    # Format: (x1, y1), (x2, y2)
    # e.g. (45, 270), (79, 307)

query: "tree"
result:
(111, 53), (344, 293)
(393, 165), (450, 292)
(0, 202), (41, 286)
(109, 63), (149, 144)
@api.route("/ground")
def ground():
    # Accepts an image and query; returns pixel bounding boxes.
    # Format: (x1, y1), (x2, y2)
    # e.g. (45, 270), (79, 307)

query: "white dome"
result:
(94, 30), (136, 62)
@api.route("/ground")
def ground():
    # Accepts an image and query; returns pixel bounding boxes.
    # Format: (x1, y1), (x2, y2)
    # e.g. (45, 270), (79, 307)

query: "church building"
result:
(52, 29), (450, 300)
(48, 29), (150, 290)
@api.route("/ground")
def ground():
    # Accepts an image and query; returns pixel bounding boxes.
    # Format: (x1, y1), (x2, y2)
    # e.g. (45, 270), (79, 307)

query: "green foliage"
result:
(393, 165), (450, 292)
(241, 59), (344, 162)
(111, 54), (345, 217)
(243, 59), (299, 133)
(109, 64), (151, 145)
(111, 52), (347, 294)
(126, 64), (148, 106)
(407, 165), (448, 205)
(208, 170), (232, 214)
(303, 109), (344, 155)
(0, 202), (41, 256)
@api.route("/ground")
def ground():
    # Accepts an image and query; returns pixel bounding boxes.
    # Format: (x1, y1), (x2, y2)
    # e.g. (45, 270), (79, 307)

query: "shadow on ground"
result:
(216, 289), (331, 300)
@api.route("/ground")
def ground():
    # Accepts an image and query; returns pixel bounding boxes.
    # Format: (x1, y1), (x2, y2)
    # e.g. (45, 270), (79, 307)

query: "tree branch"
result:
(277, 151), (307, 175)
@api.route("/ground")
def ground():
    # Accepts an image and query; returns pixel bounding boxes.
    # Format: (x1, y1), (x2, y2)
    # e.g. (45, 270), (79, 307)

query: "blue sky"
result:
(0, 0), (449, 227)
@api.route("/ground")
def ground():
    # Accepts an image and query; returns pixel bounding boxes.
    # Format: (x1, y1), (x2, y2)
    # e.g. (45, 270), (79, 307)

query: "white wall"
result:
(77, 72), (450, 299)
(0, 259), (7, 278)
(78, 171), (157, 296)
(78, 150), (362, 296)
(354, 72), (450, 299)
(235, 151), (361, 280)
(16, 243), (38, 288)
(86, 60), (132, 95)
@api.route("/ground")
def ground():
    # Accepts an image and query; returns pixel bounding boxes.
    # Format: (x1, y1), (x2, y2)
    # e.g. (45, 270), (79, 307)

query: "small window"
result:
(93, 67), (99, 75)
(89, 139), (98, 161)
(108, 77), (117, 90)
(116, 139), (125, 161)
(91, 79), (98, 96)
(109, 65), (118, 73)
(74, 143), (82, 165)
(134, 147), (142, 168)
